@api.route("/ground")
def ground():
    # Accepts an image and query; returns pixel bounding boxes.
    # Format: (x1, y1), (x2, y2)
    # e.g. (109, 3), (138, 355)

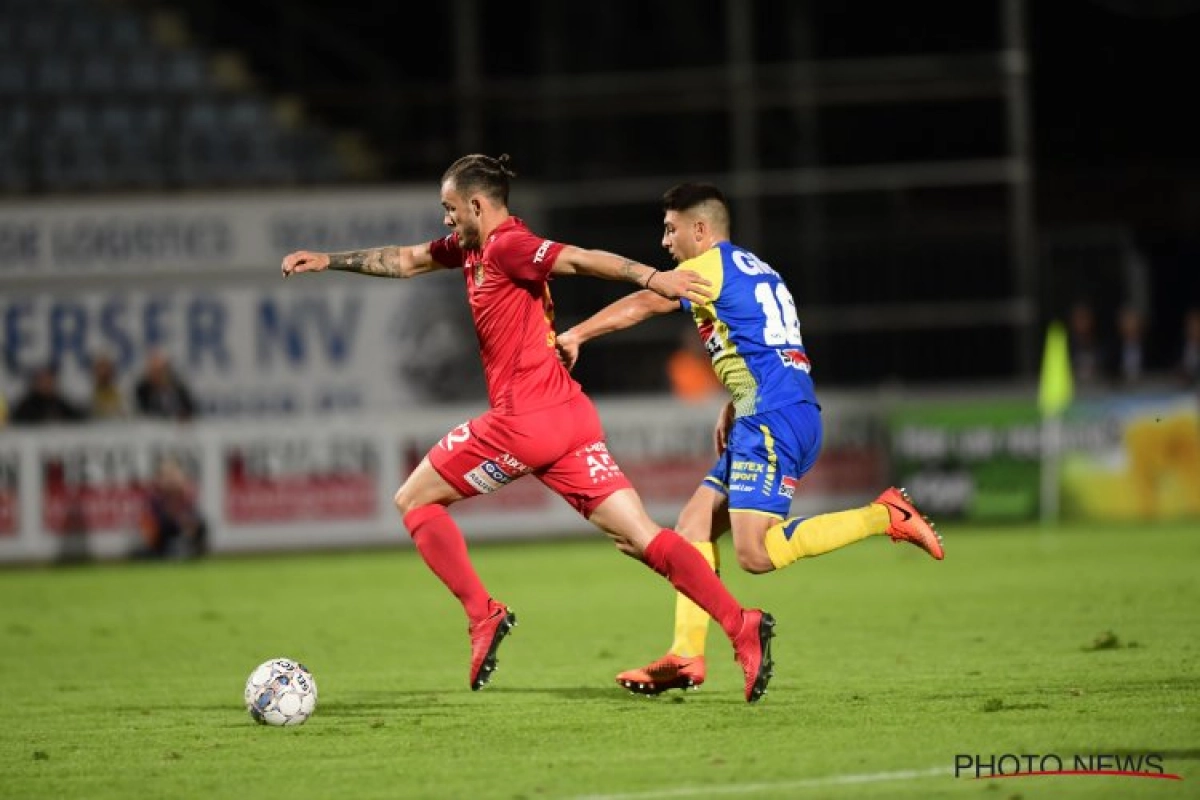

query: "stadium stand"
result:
(0, 0), (368, 193)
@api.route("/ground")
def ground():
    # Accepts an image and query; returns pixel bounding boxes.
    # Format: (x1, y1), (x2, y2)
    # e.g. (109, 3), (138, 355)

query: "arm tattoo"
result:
(328, 248), (403, 278)
(617, 258), (640, 284)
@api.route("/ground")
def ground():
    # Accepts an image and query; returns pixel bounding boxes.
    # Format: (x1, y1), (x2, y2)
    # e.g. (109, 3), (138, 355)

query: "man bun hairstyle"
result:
(443, 153), (518, 206)
(662, 182), (731, 231)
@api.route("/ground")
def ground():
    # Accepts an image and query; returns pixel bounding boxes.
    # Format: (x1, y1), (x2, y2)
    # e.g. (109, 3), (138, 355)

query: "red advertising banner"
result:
(40, 443), (201, 535)
(225, 435), (379, 524)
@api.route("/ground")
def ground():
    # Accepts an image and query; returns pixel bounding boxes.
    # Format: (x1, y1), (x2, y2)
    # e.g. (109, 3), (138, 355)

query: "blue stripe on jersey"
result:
(681, 241), (818, 416)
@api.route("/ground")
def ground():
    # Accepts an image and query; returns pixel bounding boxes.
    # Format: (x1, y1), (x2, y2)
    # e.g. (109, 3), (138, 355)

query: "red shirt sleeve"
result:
(428, 234), (465, 269)
(491, 229), (565, 283)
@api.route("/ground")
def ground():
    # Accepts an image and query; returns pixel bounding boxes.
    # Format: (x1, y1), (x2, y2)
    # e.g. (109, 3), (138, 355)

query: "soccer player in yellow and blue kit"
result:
(556, 183), (944, 696)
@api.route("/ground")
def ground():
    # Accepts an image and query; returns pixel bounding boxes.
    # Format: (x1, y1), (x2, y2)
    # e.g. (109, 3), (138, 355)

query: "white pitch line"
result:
(567, 766), (948, 800)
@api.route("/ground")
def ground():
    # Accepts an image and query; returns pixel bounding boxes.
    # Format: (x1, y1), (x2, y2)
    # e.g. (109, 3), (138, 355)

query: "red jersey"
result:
(428, 217), (580, 415)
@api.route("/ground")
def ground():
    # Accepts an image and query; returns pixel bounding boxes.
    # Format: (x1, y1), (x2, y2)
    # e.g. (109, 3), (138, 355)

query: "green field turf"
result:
(1, 522), (1197, 799)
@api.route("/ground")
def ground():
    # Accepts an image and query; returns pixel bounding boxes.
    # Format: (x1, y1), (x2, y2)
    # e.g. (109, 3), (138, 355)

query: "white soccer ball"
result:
(244, 658), (318, 726)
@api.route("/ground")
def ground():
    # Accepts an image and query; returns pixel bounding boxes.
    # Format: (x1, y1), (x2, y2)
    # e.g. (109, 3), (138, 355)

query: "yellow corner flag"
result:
(1038, 321), (1074, 417)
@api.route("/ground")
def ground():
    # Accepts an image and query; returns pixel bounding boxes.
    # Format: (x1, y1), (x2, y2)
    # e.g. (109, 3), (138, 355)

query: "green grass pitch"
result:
(1, 522), (1197, 799)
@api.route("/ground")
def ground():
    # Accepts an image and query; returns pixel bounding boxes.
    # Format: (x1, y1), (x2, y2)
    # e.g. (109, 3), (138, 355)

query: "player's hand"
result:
(649, 269), (712, 303)
(713, 401), (735, 455)
(281, 251), (331, 278)
(555, 331), (581, 371)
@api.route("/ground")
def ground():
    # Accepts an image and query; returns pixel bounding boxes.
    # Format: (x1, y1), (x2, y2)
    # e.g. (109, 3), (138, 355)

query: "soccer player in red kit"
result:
(281, 154), (776, 702)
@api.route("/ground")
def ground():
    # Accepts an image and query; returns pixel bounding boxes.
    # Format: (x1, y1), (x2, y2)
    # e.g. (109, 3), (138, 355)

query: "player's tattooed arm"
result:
(327, 248), (403, 277)
(281, 243), (440, 279)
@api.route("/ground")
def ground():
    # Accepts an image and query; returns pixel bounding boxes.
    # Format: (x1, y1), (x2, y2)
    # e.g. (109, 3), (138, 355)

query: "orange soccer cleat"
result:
(468, 600), (517, 690)
(876, 487), (944, 560)
(732, 608), (776, 704)
(616, 654), (707, 696)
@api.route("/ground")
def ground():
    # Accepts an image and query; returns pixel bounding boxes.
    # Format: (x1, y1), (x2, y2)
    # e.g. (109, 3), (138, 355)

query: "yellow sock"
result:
(764, 504), (890, 569)
(668, 541), (719, 657)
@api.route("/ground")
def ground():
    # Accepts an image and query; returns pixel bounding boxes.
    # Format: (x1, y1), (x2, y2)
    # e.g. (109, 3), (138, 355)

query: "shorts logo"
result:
(578, 442), (623, 484)
(778, 349), (811, 372)
(496, 453), (529, 473)
(779, 475), (798, 498)
(463, 459), (516, 494)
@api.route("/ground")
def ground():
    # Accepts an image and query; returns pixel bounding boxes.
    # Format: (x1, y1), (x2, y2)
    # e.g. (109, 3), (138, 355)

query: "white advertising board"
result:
(0, 187), (445, 279)
(1, 275), (485, 416)
(0, 398), (885, 564)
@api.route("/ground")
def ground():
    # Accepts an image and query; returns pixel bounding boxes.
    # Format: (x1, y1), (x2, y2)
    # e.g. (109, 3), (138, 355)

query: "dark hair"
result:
(442, 153), (517, 206)
(662, 182), (731, 231)
(662, 182), (728, 214)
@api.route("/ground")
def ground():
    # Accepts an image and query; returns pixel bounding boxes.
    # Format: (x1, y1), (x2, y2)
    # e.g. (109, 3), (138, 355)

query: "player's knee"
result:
(393, 487), (417, 516)
(734, 543), (774, 574)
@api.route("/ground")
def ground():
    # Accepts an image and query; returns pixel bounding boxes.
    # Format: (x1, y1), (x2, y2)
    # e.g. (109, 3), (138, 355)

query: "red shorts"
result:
(427, 392), (633, 517)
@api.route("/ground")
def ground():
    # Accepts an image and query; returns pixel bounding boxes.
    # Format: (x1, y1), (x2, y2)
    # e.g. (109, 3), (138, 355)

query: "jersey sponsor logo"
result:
(698, 320), (724, 357)
(533, 239), (555, 263)
(778, 348), (811, 372)
(779, 475), (798, 498)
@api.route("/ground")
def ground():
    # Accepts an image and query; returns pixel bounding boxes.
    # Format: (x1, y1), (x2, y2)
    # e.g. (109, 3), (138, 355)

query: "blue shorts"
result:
(703, 402), (822, 518)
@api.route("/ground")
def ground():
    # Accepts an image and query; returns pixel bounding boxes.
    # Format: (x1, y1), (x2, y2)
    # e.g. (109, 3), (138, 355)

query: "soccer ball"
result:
(244, 658), (318, 726)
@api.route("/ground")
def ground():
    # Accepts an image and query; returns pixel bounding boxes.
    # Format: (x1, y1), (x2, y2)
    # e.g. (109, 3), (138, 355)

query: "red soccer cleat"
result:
(876, 487), (944, 560)
(616, 654), (707, 696)
(468, 600), (517, 690)
(732, 609), (776, 704)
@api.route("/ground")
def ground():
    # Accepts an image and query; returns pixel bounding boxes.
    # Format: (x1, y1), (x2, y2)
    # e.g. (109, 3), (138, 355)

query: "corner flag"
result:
(1038, 321), (1074, 417)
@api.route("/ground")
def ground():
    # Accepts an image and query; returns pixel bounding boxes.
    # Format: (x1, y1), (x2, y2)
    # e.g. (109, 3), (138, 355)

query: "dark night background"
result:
(5, 0), (1199, 390)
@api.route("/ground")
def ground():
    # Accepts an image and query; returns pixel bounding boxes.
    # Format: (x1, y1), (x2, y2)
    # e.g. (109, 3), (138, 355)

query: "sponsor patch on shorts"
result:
(463, 459), (516, 494)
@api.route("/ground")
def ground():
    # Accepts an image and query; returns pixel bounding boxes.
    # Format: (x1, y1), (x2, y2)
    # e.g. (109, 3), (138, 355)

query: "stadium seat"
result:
(0, 58), (29, 94)
(3, 0), (354, 193)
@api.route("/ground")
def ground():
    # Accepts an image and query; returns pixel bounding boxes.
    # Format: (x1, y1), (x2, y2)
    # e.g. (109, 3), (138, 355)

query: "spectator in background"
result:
(134, 456), (208, 560)
(666, 326), (723, 403)
(9, 364), (87, 425)
(1067, 301), (1107, 387)
(89, 352), (128, 421)
(1179, 308), (1200, 387)
(135, 350), (196, 422)
(1115, 305), (1147, 386)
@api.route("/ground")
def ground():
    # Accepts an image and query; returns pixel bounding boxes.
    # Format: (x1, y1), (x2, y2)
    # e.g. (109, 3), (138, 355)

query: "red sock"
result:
(404, 505), (491, 623)
(643, 529), (743, 639)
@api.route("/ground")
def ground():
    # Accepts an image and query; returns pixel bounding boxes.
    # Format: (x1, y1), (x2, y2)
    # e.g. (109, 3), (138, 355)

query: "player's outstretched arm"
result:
(281, 243), (441, 279)
(556, 290), (677, 371)
(552, 246), (712, 303)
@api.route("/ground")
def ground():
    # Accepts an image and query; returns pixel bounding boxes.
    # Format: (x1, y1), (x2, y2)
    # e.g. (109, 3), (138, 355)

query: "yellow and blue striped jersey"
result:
(678, 241), (818, 417)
